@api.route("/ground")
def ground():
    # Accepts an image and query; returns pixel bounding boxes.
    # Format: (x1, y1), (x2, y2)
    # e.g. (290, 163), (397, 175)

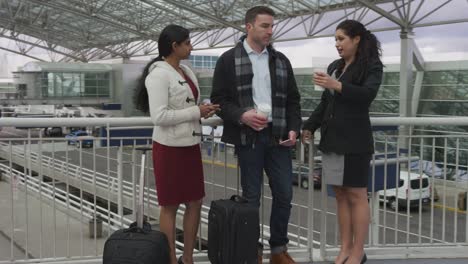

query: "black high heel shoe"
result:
(360, 254), (367, 264)
(177, 256), (184, 264)
(343, 254), (367, 264)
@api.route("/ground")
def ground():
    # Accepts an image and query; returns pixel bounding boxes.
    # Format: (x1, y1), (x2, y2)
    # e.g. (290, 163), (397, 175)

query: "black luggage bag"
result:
(208, 195), (259, 264)
(103, 147), (170, 264)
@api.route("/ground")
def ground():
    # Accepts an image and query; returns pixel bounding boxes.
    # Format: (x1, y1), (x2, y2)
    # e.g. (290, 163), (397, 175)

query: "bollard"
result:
(458, 192), (467, 211)
(89, 217), (103, 238)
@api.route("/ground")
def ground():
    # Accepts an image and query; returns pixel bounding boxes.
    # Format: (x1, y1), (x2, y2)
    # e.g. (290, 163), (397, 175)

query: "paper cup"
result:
(256, 104), (271, 119)
(313, 68), (327, 91)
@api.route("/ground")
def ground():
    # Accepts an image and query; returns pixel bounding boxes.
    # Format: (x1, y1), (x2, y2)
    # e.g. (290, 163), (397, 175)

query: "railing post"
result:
(132, 148), (138, 221)
(370, 192), (380, 245)
(117, 147), (123, 226)
(307, 140), (315, 262)
(370, 155), (380, 246)
(320, 151), (328, 260)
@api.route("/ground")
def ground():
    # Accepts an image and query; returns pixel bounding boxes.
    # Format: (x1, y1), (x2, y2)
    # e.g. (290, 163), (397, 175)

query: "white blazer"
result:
(145, 61), (201, 147)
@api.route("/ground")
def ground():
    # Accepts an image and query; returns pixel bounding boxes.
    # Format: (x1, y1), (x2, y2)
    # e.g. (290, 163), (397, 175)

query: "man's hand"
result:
(240, 109), (268, 131)
(279, 131), (297, 147)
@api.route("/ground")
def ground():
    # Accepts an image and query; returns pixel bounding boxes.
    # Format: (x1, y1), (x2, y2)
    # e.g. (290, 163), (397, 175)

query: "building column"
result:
(399, 29), (415, 154)
(399, 29), (414, 119)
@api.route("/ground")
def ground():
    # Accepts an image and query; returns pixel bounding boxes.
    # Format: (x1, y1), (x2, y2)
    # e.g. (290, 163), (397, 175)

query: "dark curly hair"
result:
(336, 20), (382, 71)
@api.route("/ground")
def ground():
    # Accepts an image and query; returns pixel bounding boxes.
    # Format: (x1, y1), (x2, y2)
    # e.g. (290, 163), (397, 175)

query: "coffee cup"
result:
(314, 68), (327, 91)
(256, 103), (271, 119)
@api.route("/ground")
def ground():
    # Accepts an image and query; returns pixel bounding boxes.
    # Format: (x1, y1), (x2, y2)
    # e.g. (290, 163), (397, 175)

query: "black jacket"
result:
(210, 45), (302, 145)
(303, 58), (383, 154)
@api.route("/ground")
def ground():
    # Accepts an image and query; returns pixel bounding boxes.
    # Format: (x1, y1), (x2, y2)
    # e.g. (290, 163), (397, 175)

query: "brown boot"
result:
(269, 251), (296, 264)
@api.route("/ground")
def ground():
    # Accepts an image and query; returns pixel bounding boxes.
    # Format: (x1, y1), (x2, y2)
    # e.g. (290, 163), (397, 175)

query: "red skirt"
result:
(152, 141), (205, 206)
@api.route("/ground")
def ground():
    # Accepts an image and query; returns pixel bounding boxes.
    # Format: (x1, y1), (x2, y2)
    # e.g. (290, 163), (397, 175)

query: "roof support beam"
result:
(0, 17), (81, 48)
(1, 0), (464, 62)
(0, 32), (84, 61)
(295, 0), (316, 10)
(25, 0), (151, 39)
(411, 71), (424, 117)
(0, 46), (45, 61)
(411, 38), (425, 71)
(356, 0), (406, 27)
(136, 0), (208, 29)
(0, 28), (126, 62)
(157, 0), (244, 32)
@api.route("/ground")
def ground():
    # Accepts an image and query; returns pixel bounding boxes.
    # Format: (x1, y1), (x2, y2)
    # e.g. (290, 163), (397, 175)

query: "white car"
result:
(378, 171), (432, 210)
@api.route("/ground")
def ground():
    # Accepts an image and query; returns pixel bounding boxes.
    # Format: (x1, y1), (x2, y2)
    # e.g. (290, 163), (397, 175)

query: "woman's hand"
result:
(314, 72), (342, 93)
(301, 129), (313, 144)
(199, 104), (220, 119)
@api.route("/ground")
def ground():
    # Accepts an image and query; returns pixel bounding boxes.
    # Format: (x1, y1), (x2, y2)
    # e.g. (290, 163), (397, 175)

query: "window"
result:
(410, 178), (429, 189)
(399, 179), (404, 188)
(39, 71), (110, 98)
(189, 55), (219, 69)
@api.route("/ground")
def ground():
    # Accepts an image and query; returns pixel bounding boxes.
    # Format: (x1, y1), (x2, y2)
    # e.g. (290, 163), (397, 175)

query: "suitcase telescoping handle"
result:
(135, 147), (152, 229)
(230, 195), (248, 203)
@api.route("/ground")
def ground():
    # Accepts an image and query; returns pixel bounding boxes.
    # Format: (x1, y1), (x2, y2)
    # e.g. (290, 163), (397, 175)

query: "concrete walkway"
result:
(0, 180), (108, 263)
(28, 257), (468, 263)
(0, 230), (26, 262)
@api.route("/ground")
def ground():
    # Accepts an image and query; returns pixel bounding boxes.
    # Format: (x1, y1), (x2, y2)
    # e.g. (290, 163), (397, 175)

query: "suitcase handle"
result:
(125, 221), (152, 234)
(230, 195), (248, 203)
(136, 148), (151, 228)
(135, 147), (152, 152)
(124, 226), (148, 234)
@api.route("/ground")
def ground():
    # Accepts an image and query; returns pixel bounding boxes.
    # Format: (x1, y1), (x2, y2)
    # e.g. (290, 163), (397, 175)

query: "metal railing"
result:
(0, 117), (467, 263)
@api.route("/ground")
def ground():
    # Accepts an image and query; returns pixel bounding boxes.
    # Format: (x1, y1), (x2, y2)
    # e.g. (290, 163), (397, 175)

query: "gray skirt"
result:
(322, 152), (371, 188)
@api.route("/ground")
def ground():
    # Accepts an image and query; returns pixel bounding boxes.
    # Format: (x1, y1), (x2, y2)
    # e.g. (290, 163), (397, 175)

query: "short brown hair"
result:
(245, 6), (275, 24)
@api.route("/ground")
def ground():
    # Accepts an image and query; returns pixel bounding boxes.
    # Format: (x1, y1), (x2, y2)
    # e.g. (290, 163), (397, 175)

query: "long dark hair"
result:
(134, 24), (190, 113)
(336, 20), (382, 72)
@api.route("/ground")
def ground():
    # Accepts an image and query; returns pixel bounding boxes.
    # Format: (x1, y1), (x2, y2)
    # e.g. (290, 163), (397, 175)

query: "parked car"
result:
(378, 171), (431, 210)
(43, 127), (63, 137)
(292, 161), (322, 189)
(65, 130), (94, 148)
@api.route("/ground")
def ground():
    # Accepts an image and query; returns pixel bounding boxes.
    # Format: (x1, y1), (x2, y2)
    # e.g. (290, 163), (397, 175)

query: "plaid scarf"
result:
(234, 37), (288, 145)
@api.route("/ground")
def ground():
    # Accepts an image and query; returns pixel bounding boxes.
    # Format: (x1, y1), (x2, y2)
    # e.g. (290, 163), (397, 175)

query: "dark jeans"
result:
(235, 127), (293, 249)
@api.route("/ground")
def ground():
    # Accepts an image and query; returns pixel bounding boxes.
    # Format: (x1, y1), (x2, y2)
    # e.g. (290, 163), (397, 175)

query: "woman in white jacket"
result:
(134, 24), (219, 264)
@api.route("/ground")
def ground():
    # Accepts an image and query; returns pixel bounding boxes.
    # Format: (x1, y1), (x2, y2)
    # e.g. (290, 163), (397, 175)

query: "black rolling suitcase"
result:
(208, 195), (259, 264)
(103, 147), (170, 264)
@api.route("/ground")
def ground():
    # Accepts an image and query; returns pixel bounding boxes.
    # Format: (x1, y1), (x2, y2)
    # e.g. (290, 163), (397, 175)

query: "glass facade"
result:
(189, 55), (218, 69)
(295, 74), (322, 117)
(296, 71), (402, 117)
(371, 72), (400, 115)
(198, 77), (212, 102)
(39, 72), (111, 98)
(197, 69), (468, 118)
(419, 70), (468, 117)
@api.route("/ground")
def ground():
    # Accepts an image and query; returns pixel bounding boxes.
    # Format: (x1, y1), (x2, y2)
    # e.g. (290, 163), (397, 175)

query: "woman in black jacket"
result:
(302, 20), (383, 264)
